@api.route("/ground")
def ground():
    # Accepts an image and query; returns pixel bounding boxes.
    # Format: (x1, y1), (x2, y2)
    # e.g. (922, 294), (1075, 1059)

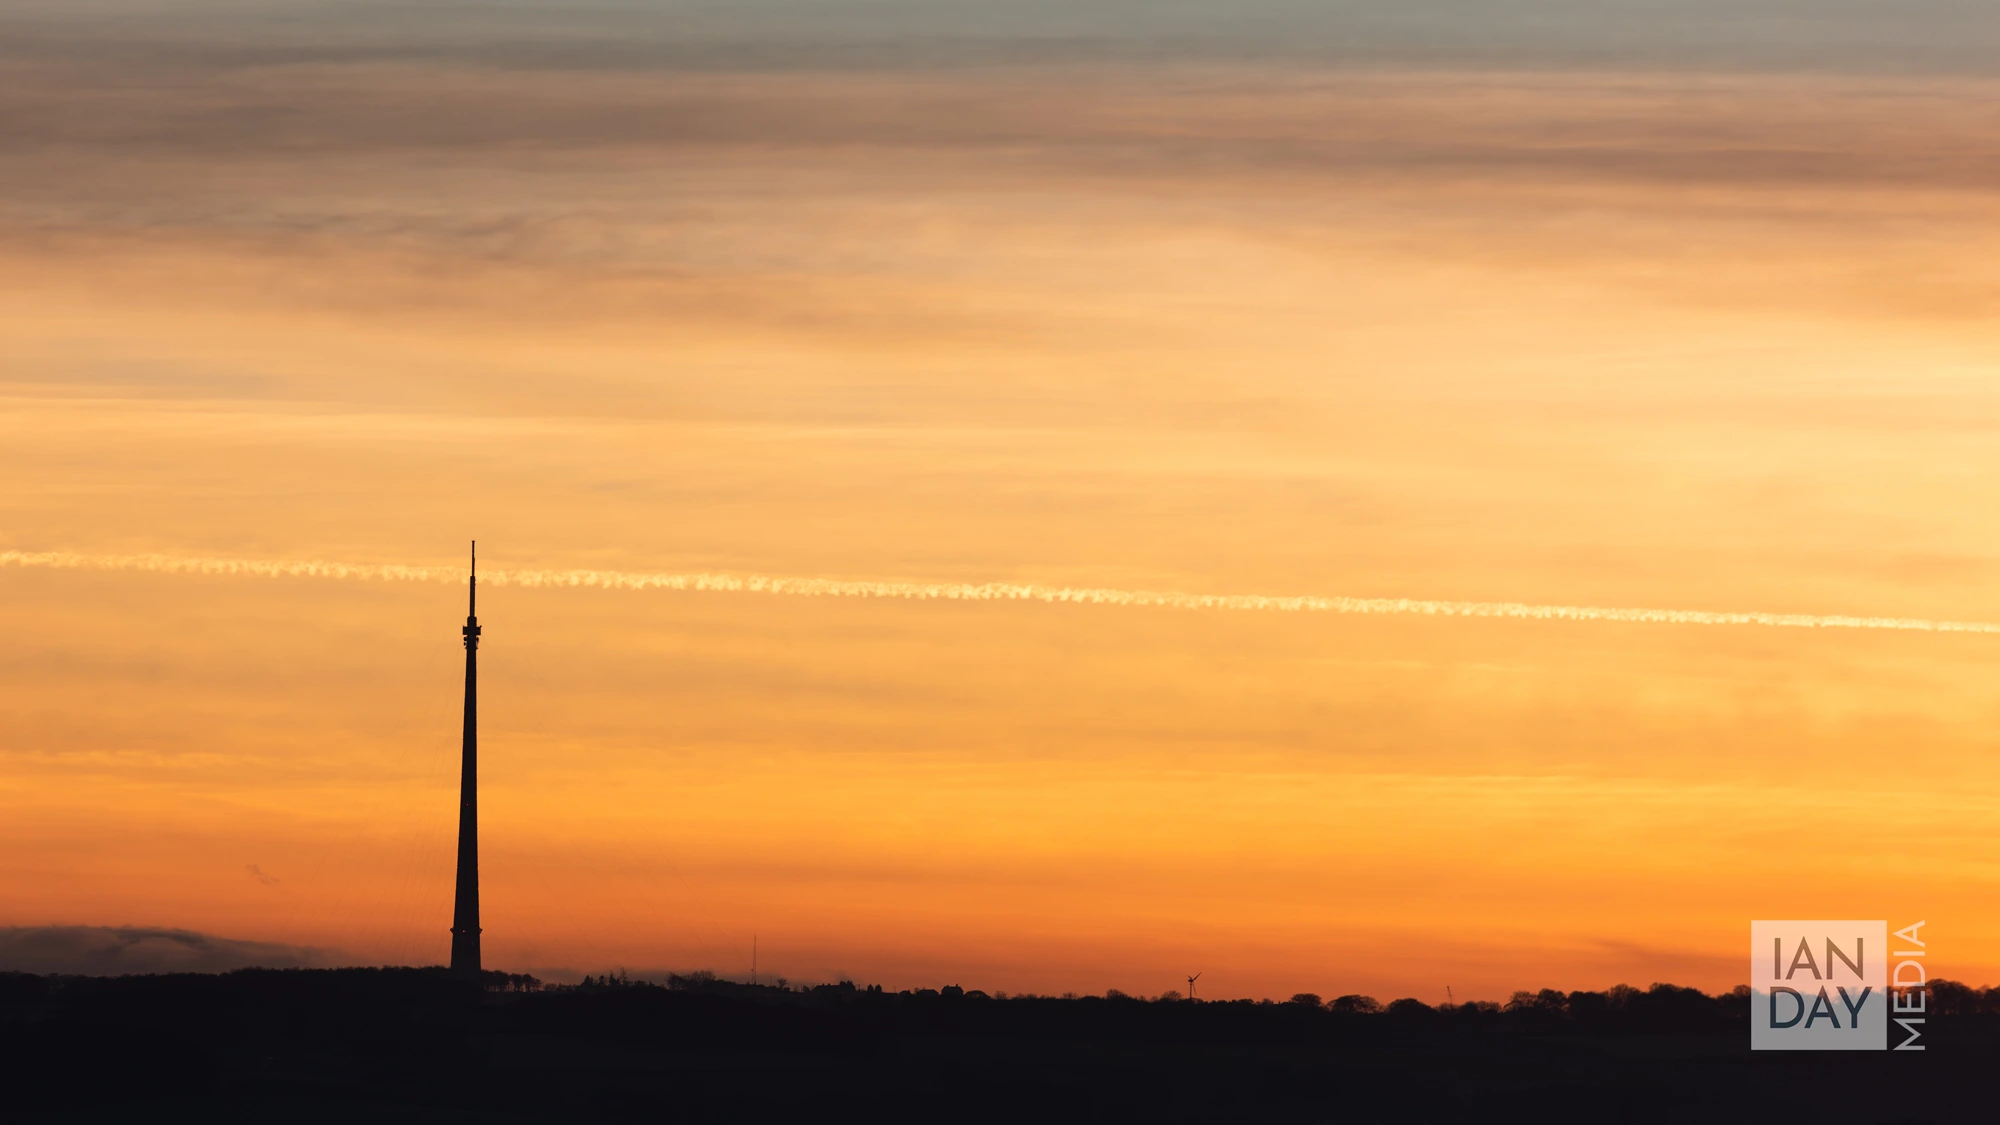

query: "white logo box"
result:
(1750, 920), (1887, 1051)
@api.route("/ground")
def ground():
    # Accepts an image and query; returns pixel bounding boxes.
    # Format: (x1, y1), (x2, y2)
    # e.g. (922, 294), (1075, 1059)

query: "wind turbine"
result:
(1187, 972), (1202, 1001)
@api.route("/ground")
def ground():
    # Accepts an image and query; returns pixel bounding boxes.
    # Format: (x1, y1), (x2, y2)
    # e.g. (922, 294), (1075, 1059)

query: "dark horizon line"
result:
(2, 962), (1958, 1008)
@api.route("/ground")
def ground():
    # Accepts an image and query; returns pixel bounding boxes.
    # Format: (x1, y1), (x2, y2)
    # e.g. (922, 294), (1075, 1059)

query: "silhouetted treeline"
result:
(549, 970), (1757, 1036)
(0, 968), (1982, 1123)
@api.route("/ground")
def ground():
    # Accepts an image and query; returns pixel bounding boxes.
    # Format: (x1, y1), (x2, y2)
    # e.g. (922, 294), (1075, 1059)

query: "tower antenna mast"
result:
(449, 540), (483, 979)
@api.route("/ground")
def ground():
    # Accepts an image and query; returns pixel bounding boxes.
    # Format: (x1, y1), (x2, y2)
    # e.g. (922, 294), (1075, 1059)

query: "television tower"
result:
(449, 541), (482, 979)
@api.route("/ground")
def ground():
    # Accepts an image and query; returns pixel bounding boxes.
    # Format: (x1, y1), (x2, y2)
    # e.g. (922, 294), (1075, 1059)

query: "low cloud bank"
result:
(0, 926), (337, 975)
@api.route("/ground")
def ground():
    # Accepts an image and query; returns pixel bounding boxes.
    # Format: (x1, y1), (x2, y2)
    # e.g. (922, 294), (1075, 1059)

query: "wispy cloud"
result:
(7, 548), (1999, 636)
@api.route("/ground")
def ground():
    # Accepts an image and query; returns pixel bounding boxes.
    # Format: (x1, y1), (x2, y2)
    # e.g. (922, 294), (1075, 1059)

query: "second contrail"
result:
(3, 549), (1996, 636)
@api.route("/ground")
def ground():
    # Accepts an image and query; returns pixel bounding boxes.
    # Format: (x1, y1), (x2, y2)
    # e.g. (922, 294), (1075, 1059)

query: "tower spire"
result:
(449, 540), (483, 980)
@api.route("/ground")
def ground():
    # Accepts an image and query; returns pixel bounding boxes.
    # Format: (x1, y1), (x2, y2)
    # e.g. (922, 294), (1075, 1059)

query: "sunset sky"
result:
(5, 0), (2000, 1000)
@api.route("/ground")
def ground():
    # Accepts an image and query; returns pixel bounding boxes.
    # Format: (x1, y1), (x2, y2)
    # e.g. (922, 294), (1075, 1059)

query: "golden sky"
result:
(5, 3), (2000, 999)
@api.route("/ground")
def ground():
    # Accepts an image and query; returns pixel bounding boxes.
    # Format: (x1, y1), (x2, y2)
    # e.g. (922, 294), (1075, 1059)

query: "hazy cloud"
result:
(6, 58), (1999, 192)
(0, 926), (335, 975)
(7, 0), (2000, 73)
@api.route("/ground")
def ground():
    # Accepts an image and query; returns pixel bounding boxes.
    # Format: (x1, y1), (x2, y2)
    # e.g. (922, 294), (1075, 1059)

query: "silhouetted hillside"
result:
(0, 968), (1980, 1123)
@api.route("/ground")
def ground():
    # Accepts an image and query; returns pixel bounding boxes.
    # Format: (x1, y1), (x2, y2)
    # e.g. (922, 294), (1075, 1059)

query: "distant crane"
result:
(1187, 972), (1202, 1001)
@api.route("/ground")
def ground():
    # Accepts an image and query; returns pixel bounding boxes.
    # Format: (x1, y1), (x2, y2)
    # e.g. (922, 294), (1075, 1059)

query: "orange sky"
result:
(5, 11), (2000, 999)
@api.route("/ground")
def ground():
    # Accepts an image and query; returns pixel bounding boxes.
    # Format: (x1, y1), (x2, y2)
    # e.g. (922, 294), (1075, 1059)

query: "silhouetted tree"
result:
(1931, 980), (1976, 1016)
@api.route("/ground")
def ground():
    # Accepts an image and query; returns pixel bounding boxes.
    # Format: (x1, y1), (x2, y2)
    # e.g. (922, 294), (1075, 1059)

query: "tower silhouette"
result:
(449, 542), (482, 979)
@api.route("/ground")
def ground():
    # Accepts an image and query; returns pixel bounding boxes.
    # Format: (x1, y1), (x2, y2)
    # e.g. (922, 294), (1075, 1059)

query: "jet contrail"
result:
(4, 548), (1997, 635)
